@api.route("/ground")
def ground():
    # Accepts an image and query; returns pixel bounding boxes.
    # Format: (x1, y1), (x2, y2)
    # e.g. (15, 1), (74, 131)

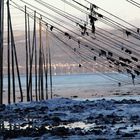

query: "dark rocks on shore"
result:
(88, 129), (103, 135)
(122, 133), (135, 138)
(51, 127), (70, 136)
(0, 98), (140, 139)
(86, 116), (95, 123)
(70, 104), (85, 113)
(0, 104), (6, 111)
(71, 95), (78, 98)
(0, 127), (49, 138)
(114, 99), (140, 104)
(50, 116), (62, 126)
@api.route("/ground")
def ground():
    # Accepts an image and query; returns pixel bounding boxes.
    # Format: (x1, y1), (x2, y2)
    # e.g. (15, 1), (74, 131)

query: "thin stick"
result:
(48, 40), (53, 99)
(7, 1), (15, 103)
(38, 17), (42, 100)
(8, 4), (23, 102)
(0, 0), (4, 104)
(39, 17), (44, 100)
(25, 6), (30, 101)
(27, 13), (33, 101)
(7, 0), (11, 104)
(45, 29), (49, 100)
(34, 11), (38, 101)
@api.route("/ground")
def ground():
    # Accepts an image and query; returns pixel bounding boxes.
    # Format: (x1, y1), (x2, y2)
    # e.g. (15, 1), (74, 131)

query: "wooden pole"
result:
(38, 18), (41, 100)
(8, 3), (23, 102)
(39, 17), (44, 100)
(28, 11), (36, 101)
(11, 30), (15, 103)
(0, 0), (4, 104)
(7, 0), (15, 103)
(7, 0), (11, 104)
(27, 13), (32, 101)
(25, 6), (30, 101)
(45, 29), (49, 100)
(10, 22), (23, 102)
(48, 39), (53, 99)
(34, 11), (38, 101)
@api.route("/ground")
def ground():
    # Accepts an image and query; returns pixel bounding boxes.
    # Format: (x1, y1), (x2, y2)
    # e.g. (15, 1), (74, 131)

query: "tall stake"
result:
(8, 3), (23, 102)
(45, 29), (49, 100)
(7, 0), (15, 103)
(38, 18), (41, 100)
(48, 39), (53, 99)
(39, 17), (44, 100)
(34, 11), (38, 101)
(27, 13), (32, 101)
(42, 50), (48, 100)
(28, 11), (36, 101)
(25, 6), (30, 101)
(11, 29), (15, 103)
(10, 22), (23, 102)
(0, 0), (4, 104)
(7, 0), (11, 104)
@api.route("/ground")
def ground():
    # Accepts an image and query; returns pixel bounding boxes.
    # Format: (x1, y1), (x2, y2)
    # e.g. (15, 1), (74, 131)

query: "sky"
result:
(36, 0), (140, 20)
(4, 0), (140, 30)
(89, 0), (140, 22)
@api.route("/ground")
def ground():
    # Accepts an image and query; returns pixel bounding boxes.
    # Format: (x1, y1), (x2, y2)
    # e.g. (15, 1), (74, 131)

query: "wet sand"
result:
(2, 83), (140, 104)
(53, 84), (140, 99)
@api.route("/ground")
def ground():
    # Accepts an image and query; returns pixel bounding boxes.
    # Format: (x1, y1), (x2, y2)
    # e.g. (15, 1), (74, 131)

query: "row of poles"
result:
(0, 0), (53, 104)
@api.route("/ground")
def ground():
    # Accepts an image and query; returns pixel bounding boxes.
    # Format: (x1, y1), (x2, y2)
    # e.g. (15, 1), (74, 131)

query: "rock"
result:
(38, 106), (48, 112)
(74, 127), (85, 135)
(87, 116), (94, 120)
(2, 129), (23, 138)
(38, 126), (48, 136)
(95, 114), (104, 119)
(20, 122), (28, 127)
(71, 95), (78, 98)
(51, 127), (70, 136)
(71, 105), (84, 113)
(94, 125), (106, 130)
(89, 129), (102, 135)
(51, 116), (61, 124)
(122, 133), (135, 137)
(0, 104), (6, 111)
(86, 116), (95, 123)
(14, 108), (21, 113)
(130, 115), (139, 120)
(24, 107), (36, 113)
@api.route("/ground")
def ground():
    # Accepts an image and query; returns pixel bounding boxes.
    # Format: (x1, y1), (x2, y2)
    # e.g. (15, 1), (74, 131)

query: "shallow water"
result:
(3, 73), (133, 90)
(2, 73), (140, 104)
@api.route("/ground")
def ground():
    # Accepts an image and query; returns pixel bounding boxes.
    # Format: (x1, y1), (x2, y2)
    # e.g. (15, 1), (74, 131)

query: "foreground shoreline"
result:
(0, 97), (140, 139)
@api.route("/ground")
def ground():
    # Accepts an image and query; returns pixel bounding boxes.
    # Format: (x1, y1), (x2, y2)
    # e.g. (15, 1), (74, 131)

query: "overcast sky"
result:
(39, 0), (140, 20)
(5, 0), (140, 30)
(90, 0), (140, 21)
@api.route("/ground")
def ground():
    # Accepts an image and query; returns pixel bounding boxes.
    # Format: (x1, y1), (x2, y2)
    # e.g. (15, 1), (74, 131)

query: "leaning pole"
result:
(0, 0), (4, 104)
